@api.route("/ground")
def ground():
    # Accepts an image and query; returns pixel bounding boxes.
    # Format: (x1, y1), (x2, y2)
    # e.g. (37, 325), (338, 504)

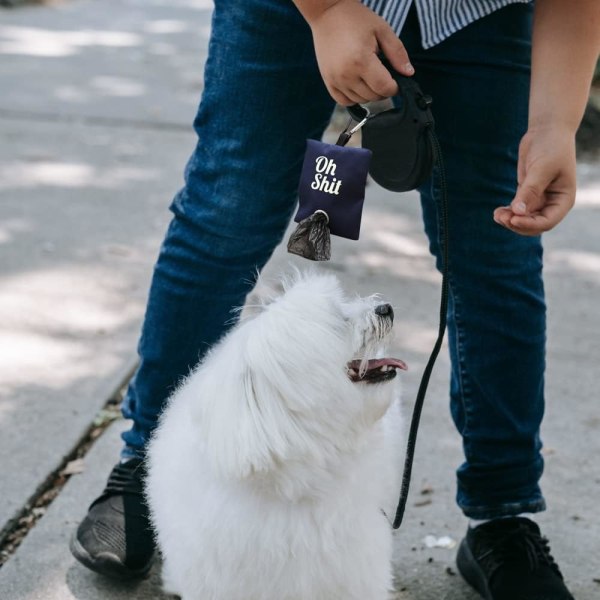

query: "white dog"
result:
(146, 272), (406, 600)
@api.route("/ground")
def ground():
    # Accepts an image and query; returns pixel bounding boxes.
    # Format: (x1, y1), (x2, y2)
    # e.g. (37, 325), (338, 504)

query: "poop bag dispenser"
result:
(287, 114), (372, 261)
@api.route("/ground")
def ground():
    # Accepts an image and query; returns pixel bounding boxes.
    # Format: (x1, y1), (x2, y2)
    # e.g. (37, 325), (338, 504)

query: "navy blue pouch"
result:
(288, 138), (371, 261)
(295, 139), (372, 240)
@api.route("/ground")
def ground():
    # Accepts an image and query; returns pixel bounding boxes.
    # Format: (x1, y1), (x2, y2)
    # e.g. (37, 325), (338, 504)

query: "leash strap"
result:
(392, 128), (449, 529)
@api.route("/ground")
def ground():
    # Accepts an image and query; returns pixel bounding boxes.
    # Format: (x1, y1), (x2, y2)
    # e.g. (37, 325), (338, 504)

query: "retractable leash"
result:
(287, 66), (449, 530)
(391, 126), (448, 529)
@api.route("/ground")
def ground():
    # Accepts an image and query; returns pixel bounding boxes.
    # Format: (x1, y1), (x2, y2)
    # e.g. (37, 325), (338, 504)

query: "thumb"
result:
(511, 164), (553, 215)
(375, 25), (414, 77)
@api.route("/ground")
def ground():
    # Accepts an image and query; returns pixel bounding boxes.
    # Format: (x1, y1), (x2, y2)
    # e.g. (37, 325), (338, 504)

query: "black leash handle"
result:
(393, 129), (449, 529)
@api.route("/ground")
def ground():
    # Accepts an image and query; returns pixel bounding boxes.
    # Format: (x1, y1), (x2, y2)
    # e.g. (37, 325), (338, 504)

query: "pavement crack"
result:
(0, 364), (136, 568)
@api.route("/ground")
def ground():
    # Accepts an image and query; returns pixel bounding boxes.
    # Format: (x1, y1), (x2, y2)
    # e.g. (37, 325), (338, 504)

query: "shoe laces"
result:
(475, 520), (563, 580)
(90, 459), (146, 508)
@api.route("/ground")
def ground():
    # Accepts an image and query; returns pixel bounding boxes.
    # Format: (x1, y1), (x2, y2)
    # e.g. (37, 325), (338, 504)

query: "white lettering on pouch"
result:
(311, 155), (342, 195)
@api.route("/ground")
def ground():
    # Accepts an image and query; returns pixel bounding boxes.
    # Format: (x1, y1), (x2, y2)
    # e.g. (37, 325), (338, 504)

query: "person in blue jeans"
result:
(71, 0), (599, 597)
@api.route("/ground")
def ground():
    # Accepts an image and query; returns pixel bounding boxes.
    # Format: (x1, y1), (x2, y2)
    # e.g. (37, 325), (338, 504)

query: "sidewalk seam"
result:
(0, 360), (137, 568)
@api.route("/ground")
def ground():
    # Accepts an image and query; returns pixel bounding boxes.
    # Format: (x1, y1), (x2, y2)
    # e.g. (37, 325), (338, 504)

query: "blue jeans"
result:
(121, 0), (546, 519)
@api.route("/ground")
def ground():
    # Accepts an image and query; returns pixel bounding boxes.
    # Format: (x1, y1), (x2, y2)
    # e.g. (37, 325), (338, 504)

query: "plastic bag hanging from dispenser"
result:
(287, 109), (372, 261)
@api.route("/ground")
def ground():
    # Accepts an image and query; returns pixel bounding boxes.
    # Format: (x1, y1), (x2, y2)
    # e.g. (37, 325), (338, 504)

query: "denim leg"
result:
(402, 5), (547, 518)
(121, 0), (335, 456)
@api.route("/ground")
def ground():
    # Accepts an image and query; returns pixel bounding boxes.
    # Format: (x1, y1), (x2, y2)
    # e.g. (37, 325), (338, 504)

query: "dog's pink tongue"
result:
(349, 358), (408, 371)
(368, 358), (408, 371)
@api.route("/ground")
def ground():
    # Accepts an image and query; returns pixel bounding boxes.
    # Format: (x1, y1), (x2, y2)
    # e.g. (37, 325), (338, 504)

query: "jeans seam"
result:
(451, 282), (474, 456)
(430, 166), (473, 452)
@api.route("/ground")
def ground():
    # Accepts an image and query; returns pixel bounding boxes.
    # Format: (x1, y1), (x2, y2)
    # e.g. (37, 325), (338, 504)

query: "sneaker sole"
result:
(70, 533), (154, 581)
(456, 538), (493, 600)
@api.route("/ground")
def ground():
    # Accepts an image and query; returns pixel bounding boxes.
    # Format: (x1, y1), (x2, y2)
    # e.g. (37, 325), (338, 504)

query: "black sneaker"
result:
(70, 458), (155, 580)
(457, 517), (574, 600)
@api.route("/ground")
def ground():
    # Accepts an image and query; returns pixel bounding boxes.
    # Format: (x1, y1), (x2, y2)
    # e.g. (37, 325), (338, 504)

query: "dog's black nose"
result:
(375, 303), (394, 320)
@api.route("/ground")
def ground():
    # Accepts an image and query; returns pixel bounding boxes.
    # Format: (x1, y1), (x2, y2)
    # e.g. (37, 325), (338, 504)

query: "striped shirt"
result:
(362, 0), (532, 48)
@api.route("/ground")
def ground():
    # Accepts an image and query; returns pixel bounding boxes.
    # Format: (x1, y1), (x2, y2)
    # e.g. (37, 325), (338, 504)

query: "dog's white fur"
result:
(146, 272), (404, 600)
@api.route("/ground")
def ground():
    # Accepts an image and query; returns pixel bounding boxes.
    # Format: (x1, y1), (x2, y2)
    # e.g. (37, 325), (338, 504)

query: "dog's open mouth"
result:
(347, 358), (407, 384)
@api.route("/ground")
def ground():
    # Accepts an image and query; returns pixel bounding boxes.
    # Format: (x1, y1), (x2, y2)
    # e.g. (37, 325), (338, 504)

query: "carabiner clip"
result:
(336, 105), (371, 147)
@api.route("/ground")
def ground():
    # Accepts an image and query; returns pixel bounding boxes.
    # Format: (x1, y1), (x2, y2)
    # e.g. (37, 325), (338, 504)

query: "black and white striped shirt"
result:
(362, 0), (532, 48)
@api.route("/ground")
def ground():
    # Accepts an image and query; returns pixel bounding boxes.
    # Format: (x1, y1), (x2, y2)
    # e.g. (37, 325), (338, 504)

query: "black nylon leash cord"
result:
(392, 128), (450, 529)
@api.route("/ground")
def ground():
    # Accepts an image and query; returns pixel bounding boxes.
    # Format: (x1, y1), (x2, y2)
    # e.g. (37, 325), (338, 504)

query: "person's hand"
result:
(306, 0), (414, 105)
(493, 126), (577, 236)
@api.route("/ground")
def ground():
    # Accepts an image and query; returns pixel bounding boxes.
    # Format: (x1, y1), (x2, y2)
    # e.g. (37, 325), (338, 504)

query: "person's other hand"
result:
(307, 0), (414, 105)
(493, 126), (577, 236)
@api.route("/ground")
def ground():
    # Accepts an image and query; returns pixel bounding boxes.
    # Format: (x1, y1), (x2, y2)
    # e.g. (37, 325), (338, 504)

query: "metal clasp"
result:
(336, 106), (371, 146)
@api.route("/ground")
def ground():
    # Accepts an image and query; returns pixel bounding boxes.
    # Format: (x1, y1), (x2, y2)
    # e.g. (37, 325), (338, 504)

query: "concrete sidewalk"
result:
(1, 1), (599, 598)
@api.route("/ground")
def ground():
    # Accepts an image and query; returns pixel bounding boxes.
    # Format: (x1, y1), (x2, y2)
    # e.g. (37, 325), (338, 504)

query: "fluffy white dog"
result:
(146, 272), (406, 600)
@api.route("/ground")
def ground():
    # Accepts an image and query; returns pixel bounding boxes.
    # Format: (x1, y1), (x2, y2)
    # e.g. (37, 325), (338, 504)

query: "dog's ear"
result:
(196, 364), (299, 480)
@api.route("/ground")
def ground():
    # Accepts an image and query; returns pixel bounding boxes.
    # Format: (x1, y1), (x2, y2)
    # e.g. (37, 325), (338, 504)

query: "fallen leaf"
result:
(62, 458), (85, 476)
(414, 499), (432, 507)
